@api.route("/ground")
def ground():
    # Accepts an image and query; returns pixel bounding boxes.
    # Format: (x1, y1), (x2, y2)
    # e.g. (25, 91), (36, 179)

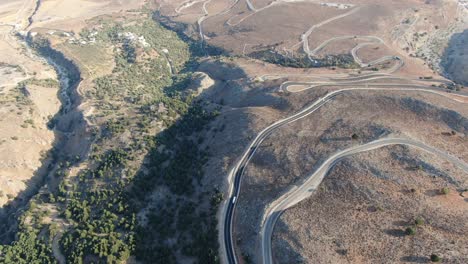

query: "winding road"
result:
(221, 84), (468, 264)
(174, 1), (467, 264)
(299, 6), (360, 58)
(260, 138), (468, 264)
(229, 0), (319, 26)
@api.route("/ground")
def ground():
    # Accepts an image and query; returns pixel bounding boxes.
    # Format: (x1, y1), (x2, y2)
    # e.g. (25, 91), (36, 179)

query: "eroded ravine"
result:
(26, 0), (41, 29)
(0, 31), (89, 246)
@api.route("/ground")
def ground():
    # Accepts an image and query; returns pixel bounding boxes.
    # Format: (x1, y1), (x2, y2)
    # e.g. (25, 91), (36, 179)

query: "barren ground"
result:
(273, 146), (467, 263)
(0, 0), (59, 208)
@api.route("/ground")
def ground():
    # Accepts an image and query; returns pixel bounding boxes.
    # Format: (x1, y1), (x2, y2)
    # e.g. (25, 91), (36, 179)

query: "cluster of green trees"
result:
(104, 118), (130, 137)
(89, 17), (190, 104)
(248, 49), (358, 69)
(1, 12), (223, 264)
(0, 231), (55, 263)
(49, 147), (133, 263)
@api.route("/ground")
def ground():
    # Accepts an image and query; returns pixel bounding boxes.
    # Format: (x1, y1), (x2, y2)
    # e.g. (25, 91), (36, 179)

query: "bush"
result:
(441, 187), (450, 195)
(414, 217), (424, 226)
(405, 227), (416, 236)
(430, 254), (441, 262)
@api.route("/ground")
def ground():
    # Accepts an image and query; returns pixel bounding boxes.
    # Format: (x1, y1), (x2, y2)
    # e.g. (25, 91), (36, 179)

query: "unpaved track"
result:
(309, 35), (381, 56)
(175, 0), (208, 13)
(197, 0), (212, 42)
(188, 0), (403, 73)
(260, 138), (468, 264)
(287, 4), (401, 70)
(181, 0), (240, 43)
(245, 0), (257, 11)
(229, 0), (320, 26)
(299, 7), (360, 56)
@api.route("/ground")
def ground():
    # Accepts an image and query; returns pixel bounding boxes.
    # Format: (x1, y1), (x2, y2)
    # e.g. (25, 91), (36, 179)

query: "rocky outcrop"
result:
(189, 72), (215, 95)
(440, 29), (468, 86)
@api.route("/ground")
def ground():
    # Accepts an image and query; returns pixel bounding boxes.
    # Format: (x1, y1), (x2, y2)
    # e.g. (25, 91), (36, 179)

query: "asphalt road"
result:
(220, 85), (467, 264)
(204, 1), (467, 263)
(260, 138), (468, 264)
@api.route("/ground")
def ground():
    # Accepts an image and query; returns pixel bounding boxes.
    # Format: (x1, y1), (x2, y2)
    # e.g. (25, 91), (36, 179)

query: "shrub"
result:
(430, 254), (441, 262)
(414, 217), (424, 226)
(441, 187), (450, 195)
(405, 227), (416, 236)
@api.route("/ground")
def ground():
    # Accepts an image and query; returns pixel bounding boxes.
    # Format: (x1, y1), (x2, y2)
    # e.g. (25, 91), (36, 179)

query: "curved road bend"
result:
(232, 0), (316, 26)
(301, 7), (360, 57)
(261, 138), (468, 264)
(279, 75), (411, 92)
(310, 35), (383, 56)
(221, 86), (467, 264)
(278, 74), (454, 93)
(175, 0), (207, 13)
(194, 0), (213, 43)
(309, 35), (400, 69)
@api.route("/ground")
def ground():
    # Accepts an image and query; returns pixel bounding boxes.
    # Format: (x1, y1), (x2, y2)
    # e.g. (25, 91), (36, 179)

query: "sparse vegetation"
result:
(23, 78), (60, 88)
(248, 49), (359, 69)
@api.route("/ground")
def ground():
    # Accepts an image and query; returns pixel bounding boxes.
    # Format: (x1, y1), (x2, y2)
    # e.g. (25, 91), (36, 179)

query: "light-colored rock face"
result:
(459, 0), (468, 10)
(191, 72), (215, 95)
(441, 29), (468, 85)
